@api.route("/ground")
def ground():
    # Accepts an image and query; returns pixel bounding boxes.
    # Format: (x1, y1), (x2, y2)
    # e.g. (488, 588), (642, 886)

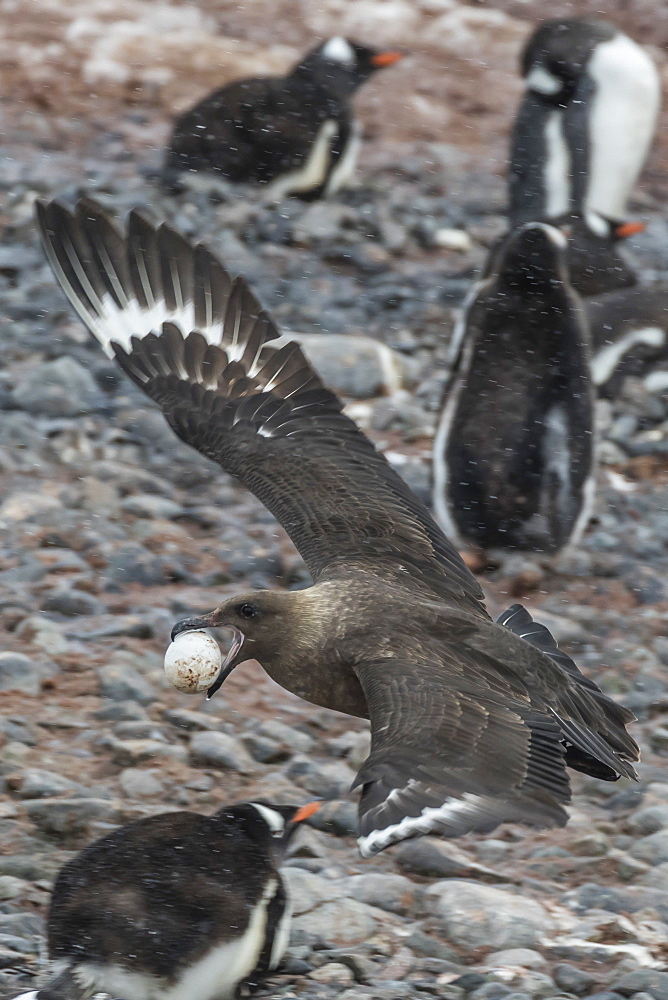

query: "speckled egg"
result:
(164, 630), (222, 694)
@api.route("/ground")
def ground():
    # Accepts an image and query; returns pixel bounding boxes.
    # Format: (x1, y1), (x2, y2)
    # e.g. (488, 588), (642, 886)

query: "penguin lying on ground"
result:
(162, 36), (403, 199)
(587, 283), (668, 397)
(13, 800), (319, 1000)
(433, 223), (595, 554)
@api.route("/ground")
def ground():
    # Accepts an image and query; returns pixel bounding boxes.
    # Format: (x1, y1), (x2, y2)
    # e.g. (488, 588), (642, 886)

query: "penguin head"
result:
(296, 37), (404, 95)
(219, 800), (321, 855)
(521, 17), (617, 104)
(491, 222), (571, 293)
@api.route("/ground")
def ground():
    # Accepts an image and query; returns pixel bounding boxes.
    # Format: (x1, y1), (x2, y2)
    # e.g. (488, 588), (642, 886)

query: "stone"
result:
(25, 798), (121, 837)
(486, 949), (547, 970)
(163, 708), (226, 732)
(425, 882), (552, 951)
(553, 964), (596, 996)
(118, 768), (165, 799)
(282, 868), (339, 914)
(627, 805), (668, 835)
(11, 357), (101, 416)
(6, 768), (87, 799)
(98, 664), (158, 704)
(613, 971), (668, 1000)
(638, 861), (668, 889)
(121, 494), (183, 519)
(15, 616), (71, 655)
(41, 588), (105, 617)
(403, 930), (458, 961)
(275, 332), (416, 398)
(292, 202), (356, 244)
(0, 876), (26, 901)
(469, 984), (511, 1000)
(189, 731), (256, 773)
(104, 543), (168, 587)
(108, 738), (187, 767)
(255, 720), (315, 755)
(433, 228), (473, 252)
(291, 898), (383, 947)
(337, 873), (416, 914)
(396, 837), (505, 881)
(0, 652), (42, 694)
(630, 830), (668, 865)
(308, 962), (356, 984)
(285, 756), (356, 798)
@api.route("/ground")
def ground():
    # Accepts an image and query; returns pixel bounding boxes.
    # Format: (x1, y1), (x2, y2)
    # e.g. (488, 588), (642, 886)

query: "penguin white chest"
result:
(585, 33), (661, 220)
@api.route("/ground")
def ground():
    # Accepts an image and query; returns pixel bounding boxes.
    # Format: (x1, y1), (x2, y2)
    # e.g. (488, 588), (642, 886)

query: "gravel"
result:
(0, 2), (667, 999)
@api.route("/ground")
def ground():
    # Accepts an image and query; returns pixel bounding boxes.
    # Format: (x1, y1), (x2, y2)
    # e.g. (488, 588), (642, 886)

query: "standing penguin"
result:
(13, 800), (319, 1000)
(510, 17), (660, 231)
(433, 223), (595, 554)
(162, 37), (403, 198)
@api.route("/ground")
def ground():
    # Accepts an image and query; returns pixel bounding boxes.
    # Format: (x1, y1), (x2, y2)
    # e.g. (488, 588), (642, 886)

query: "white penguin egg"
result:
(164, 630), (222, 694)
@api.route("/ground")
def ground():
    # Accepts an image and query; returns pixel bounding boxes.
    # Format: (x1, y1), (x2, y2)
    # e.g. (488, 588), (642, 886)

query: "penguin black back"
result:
(433, 223), (595, 554)
(15, 801), (319, 1000)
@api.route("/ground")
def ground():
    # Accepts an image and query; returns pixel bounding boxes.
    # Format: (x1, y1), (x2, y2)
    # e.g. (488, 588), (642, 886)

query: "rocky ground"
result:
(2, 1), (668, 999)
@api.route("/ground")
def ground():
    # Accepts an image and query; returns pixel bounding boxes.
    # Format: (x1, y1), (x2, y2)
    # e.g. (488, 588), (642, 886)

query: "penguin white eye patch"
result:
(250, 803), (286, 835)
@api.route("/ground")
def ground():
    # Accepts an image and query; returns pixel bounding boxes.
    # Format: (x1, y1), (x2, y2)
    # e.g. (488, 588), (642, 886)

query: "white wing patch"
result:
(358, 791), (493, 857)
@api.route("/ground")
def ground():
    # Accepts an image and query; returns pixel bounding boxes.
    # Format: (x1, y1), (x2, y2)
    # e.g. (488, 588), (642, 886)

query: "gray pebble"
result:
(25, 797), (121, 837)
(285, 755), (355, 798)
(553, 964), (596, 996)
(612, 971), (668, 1000)
(121, 494), (183, 519)
(11, 357), (101, 416)
(630, 829), (668, 865)
(425, 881), (552, 951)
(98, 664), (158, 704)
(104, 542), (168, 587)
(41, 588), (105, 617)
(108, 738), (188, 767)
(336, 874), (415, 915)
(627, 804), (668, 835)
(7, 768), (87, 799)
(189, 731), (256, 773)
(0, 652), (42, 694)
(118, 768), (165, 799)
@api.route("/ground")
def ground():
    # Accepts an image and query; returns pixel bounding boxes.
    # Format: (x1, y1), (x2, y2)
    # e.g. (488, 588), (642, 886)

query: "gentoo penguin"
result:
(36, 198), (638, 858)
(587, 283), (668, 397)
(161, 37), (403, 199)
(510, 17), (660, 231)
(433, 222), (595, 554)
(13, 800), (320, 1000)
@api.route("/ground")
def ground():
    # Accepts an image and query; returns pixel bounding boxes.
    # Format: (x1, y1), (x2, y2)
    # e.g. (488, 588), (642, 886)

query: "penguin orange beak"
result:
(371, 50), (405, 68)
(615, 221), (645, 239)
(292, 801), (323, 824)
